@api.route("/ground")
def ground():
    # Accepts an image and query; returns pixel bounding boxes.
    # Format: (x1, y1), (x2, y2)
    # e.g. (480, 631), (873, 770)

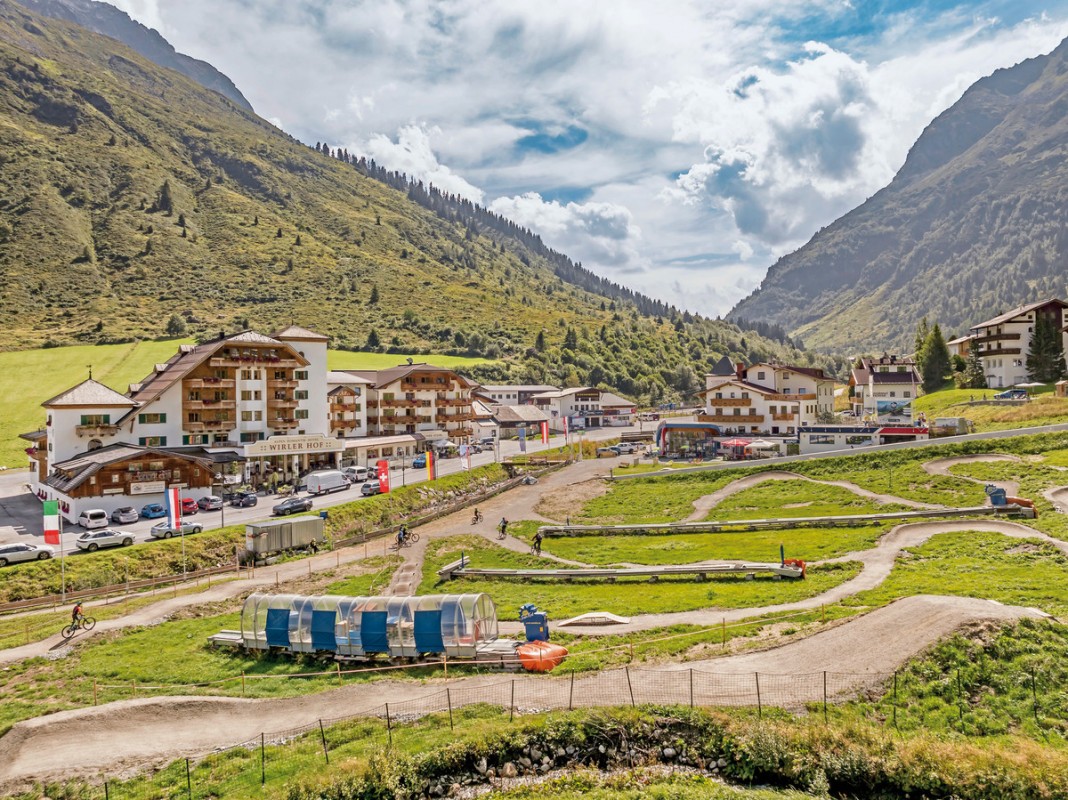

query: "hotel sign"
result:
(245, 433), (343, 457)
(131, 481), (166, 495)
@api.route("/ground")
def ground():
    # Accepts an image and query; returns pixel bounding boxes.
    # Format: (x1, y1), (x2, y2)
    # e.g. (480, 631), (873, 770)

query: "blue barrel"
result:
(319, 510), (329, 519)
(523, 612), (549, 642)
(986, 485), (1007, 506)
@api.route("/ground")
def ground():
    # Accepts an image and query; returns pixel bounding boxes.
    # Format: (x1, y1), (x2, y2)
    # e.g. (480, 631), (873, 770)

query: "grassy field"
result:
(913, 386), (1068, 430)
(0, 341), (493, 469)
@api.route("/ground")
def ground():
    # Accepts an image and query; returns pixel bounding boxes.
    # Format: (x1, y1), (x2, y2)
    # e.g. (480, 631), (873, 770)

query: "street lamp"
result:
(214, 472), (226, 530)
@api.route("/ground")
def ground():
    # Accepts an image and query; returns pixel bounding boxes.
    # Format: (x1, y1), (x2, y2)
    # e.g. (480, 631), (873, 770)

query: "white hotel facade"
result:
(23, 326), (478, 522)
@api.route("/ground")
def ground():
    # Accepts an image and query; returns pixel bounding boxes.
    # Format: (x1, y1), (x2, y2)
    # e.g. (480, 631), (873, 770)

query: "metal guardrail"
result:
(438, 561), (805, 581)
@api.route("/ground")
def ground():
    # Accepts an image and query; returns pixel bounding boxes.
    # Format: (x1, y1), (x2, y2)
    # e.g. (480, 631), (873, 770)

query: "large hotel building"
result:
(22, 326), (479, 522)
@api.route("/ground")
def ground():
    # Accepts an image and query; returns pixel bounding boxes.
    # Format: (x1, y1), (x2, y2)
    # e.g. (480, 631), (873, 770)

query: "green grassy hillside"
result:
(0, 1), (838, 405)
(0, 340), (491, 469)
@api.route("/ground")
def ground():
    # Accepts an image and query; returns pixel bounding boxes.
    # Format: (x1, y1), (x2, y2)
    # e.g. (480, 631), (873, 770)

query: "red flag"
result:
(540, 420), (549, 444)
(376, 459), (391, 493)
(165, 486), (181, 528)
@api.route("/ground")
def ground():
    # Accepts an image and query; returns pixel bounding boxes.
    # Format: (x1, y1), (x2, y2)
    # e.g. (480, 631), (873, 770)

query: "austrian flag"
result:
(43, 500), (60, 545)
(540, 420), (549, 444)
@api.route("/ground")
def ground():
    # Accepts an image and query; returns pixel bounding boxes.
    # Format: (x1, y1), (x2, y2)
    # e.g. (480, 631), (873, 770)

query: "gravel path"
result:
(0, 594), (1045, 790)
(921, 454), (1022, 497)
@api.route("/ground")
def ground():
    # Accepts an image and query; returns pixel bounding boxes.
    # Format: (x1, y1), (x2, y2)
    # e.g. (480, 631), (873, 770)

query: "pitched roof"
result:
(493, 405), (550, 424)
(480, 385), (559, 393)
(598, 391), (636, 408)
(709, 355), (736, 377)
(45, 443), (212, 493)
(42, 379), (138, 408)
(326, 370), (372, 385)
(530, 386), (599, 400)
(360, 364), (478, 389)
(273, 325), (329, 341)
(705, 378), (778, 396)
(870, 371), (919, 384)
(971, 298), (1068, 330)
(752, 362), (830, 380)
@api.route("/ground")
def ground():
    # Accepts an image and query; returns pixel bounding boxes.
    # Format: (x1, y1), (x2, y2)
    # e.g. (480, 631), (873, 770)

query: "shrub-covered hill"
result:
(0, 1), (840, 397)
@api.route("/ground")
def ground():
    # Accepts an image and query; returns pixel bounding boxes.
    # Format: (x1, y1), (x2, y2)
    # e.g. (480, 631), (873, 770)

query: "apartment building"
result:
(849, 354), (921, 422)
(700, 361), (834, 435)
(969, 299), (1068, 388)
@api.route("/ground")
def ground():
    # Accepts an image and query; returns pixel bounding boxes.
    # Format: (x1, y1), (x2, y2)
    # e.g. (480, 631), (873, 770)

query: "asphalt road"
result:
(0, 420), (662, 555)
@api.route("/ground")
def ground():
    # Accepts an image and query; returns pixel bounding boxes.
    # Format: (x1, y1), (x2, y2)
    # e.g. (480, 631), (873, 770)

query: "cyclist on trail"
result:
(396, 525), (409, 547)
(498, 517), (508, 538)
(472, 507), (483, 524)
(532, 530), (543, 555)
(71, 601), (83, 626)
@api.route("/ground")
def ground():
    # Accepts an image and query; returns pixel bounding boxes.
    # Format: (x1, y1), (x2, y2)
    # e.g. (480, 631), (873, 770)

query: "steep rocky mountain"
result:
(16, 0), (252, 111)
(728, 38), (1068, 353)
(0, 0), (837, 400)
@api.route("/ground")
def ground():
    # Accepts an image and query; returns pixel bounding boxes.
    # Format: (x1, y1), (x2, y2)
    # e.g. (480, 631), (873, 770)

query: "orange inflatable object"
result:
(782, 558), (806, 578)
(1006, 497), (1038, 518)
(516, 641), (569, 672)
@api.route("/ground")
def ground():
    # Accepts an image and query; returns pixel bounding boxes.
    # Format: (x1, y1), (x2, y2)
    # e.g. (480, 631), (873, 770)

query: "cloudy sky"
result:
(110, 0), (1068, 318)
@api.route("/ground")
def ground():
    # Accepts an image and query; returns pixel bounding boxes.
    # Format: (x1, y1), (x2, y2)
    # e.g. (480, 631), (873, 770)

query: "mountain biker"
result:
(71, 601), (83, 626)
(532, 530), (543, 554)
(498, 517), (508, 538)
(472, 508), (483, 524)
(396, 525), (409, 547)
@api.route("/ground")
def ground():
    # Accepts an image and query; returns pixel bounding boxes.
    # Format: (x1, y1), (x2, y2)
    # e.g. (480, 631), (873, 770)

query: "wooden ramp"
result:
(438, 559), (804, 582)
(538, 504), (1033, 538)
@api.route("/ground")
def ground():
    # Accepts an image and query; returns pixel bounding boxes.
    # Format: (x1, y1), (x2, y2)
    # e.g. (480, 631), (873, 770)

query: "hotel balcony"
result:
(771, 413), (795, 421)
(209, 355), (303, 368)
(701, 414), (765, 423)
(184, 420), (233, 432)
(447, 427), (474, 439)
(75, 424), (120, 437)
(331, 419), (360, 430)
(184, 378), (236, 390)
(270, 418), (300, 430)
(184, 399), (235, 410)
(768, 393), (816, 401)
(972, 332), (1021, 345)
(978, 347), (1022, 357)
(266, 378), (300, 389)
(267, 397), (299, 409)
(707, 397), (750, 407)
(380, 398), (420, 408)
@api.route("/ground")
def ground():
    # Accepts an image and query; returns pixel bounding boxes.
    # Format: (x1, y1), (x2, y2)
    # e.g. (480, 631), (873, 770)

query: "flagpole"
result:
(60, 512), (66, 603)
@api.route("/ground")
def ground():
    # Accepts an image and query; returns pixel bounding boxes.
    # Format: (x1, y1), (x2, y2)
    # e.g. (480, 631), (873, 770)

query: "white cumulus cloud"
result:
(357, 126), (485, 204)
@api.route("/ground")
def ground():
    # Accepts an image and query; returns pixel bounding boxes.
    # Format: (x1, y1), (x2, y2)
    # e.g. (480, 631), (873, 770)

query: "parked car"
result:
(304, 470), (349, 496)
(412, 453), (427, 469)
(994, 389), (1029, 400)
(341, 466), (370, 483)
(360, 479), (382, 496)
(140, 503), (167, 519)
(197, 496), (224, 511)
(615, 442), (638, 454)
(111, 506), (139, 524)
(479, 437), (495, 448)
(77, 508), (109, 529)
(0, 543), (55, 566)
(180, 497), (199, 515)
(231, 492), (259, 508)
(149, 521), (203, 539)
(596, 447), (618, 458)
(76, 529), (134, 551)
(273, 496), (314, 516)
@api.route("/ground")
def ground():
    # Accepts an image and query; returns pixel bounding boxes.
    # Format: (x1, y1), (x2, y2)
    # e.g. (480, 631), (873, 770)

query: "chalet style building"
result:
(700, 359), (835, 435)
(969, 299), (1068, 388)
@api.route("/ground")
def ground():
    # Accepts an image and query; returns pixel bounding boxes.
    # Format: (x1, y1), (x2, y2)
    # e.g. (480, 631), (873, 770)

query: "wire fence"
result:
(89, 666), (883, 798)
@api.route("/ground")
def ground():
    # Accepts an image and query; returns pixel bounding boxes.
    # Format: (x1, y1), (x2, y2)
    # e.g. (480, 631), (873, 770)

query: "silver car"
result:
(0, 543), (55, 567)
(76, 528), (135, 552)
(111, 506), (139, 524)
(149, 521), (204, 539)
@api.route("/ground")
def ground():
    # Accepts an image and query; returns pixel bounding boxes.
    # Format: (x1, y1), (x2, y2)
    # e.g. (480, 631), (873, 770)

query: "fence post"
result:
(822, 671), (828, 723)
(260, 732), (265, 785)
(93, 680), (98, 706)
(509, 680), (515, 722)
(956, 669), (964, 730)
(568, 670), (575, 711)
(386, 703), (393, 748)
(625, 667), (635, 707)
(447, 688), (454, 731)
(337, 663), (342, 685)
(319, 719), (330, 764)
(892, 671), (898, 728)
(721, 617), (726, 650)
(689, 668), (694, 708)
(104, 781), (109, 800)
(755, 673), (762, 719)
(186, 757), (192, 798)
(241, 671), (246, 696)
(1031, 667), (1039, 726)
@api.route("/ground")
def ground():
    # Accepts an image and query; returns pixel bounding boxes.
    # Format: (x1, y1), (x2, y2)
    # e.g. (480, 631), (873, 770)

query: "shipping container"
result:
(245, 515), (325, 555)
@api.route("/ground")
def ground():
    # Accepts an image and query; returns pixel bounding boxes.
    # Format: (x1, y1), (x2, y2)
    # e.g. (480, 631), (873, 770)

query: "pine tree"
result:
(959, 348), (987, 389)
(534, 330), (546, 351)
(165, 314), (186, 336)
(369, 285), (380, 305)
(563, 327), (578, 350)
(157, 180), (174, 215)
(921, 324), (950, 393)
(366, 329), (380, 349)
(1027, 313), (1067, 382)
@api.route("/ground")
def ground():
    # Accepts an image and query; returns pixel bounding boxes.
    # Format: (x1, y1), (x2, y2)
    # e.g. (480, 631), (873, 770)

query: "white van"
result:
(304, 470), (349, 496)
(77, 508), (109, 529)
(342, 465), (370, 483)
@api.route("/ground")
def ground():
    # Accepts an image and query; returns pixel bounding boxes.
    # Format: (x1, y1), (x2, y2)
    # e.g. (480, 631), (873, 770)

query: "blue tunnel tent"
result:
(239, 592), (499, 658)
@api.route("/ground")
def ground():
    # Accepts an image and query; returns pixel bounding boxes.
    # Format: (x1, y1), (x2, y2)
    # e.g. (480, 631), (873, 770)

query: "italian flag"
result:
(43, 500), (60, 545)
